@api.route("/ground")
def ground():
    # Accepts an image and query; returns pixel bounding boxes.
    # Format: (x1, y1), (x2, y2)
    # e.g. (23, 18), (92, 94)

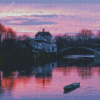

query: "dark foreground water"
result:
(0, 55), (100, 100)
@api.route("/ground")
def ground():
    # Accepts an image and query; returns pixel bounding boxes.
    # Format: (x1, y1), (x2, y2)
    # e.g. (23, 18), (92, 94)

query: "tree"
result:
(76, 29), (93, 40)
(0, 24), (17, 40)
(94, 31), (100, 44)
(6, 27), (16, 39)
(55, 35), (64, 45)
(97, 31), (100, 37)
(62, 34), (72, 44)
(0, 23), (6, 33)
(0, 23), (6, 41)
(23, 33), (29, 40)
(75, 29), (94, 46)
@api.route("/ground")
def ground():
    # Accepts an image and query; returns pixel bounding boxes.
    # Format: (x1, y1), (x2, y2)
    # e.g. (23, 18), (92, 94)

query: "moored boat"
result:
(63, 82), (80, 91)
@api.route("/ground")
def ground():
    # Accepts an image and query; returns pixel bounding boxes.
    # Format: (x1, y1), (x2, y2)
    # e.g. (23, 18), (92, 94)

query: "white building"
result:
(35, 29), (56, 53)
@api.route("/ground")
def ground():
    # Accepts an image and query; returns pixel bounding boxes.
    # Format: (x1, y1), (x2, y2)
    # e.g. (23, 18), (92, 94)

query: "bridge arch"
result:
(60, 47), (96, 54)
(58, 46), (100, 62)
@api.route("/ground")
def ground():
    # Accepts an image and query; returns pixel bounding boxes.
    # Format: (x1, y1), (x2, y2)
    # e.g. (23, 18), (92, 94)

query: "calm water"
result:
(0, 55), (100, 100)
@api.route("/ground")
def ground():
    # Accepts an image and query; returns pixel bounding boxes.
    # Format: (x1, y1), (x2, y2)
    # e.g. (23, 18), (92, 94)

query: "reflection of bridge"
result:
(58, 45), (100, 61)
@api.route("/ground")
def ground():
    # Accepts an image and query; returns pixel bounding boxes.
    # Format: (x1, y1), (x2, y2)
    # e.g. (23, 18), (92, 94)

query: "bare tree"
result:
(97, 31), (100, 37)
(23, 33), (29, 40)
(6, 27), (16, 39)
(0, 23), (6, 33)
(0, 23), (6, 41)
(76, 29), (93, 40)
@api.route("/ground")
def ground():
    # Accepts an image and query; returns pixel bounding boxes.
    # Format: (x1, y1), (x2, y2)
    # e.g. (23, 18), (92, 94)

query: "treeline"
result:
(54, 29), (100, 50)
(0, 24), (35, 69)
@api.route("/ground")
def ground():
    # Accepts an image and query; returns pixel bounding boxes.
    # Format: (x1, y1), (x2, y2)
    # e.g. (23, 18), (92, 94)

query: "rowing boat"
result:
(63, 82), (80, 91)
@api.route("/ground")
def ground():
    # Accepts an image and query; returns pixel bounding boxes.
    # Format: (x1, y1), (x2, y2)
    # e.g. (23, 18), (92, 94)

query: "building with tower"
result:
(33, 29), (57, 53)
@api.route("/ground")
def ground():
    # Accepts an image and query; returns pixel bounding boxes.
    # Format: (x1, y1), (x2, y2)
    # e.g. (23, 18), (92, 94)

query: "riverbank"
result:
(0, 50), (57, 71)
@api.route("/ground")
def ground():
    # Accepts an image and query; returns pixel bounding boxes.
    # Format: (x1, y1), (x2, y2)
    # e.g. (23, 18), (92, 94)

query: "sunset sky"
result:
(0, 0), (100, 37)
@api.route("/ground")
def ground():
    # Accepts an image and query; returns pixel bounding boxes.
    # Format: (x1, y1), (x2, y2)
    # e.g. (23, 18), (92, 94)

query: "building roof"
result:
(35, 29), (52, 36)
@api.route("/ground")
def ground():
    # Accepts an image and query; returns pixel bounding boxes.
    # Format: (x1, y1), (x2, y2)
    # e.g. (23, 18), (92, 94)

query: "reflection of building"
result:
(35, 63), (52, 77)
(52, 60), (57, 67)
(35, 63), (52, 86)
(35, 77), (52, 86)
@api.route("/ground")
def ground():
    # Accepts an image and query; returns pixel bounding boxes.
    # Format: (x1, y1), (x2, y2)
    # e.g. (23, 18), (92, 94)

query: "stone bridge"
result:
(58, 45), (100, 61)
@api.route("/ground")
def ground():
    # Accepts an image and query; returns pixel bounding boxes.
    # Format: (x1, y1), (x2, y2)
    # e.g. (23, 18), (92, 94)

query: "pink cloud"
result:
(0, 3), (100, 36)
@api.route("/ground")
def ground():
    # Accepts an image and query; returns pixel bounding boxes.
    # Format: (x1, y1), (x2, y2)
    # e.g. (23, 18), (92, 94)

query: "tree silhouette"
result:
(0, 23), (6, 33)
(0, 23), (6, 41)
(76, 29), (93, 40)
(6, 27), (16, 39)
(23, 33), (29, 40)
(97, 31), (100, 37)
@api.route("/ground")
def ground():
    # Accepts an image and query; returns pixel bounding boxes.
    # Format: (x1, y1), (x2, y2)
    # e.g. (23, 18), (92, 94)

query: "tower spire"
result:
(43, 28), (45, 32)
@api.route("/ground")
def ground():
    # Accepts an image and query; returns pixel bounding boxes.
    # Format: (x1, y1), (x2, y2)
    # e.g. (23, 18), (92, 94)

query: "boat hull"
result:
(63, 82), (80, 91)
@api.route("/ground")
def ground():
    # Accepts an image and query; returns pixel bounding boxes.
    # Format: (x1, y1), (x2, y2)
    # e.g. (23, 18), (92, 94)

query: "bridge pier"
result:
(94, 51), (100, 62)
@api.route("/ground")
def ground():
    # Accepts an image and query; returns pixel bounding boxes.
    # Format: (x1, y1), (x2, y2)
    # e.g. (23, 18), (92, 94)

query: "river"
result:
(0, 55), (100, 100)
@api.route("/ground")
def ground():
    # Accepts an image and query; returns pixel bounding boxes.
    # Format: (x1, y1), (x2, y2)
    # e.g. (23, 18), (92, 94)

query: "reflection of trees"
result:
(58, 58), (94, 67)
(57, 58), (94, 77)
(56, 60), (73, 75)
(57, 60), (100, 79)
(0, 71), (31, 93)
(95, 67), (100, 76)
(0, 71), (4, 94)
(64, 67), (74, 76)
(2, 76), (16, 90)
(77, 67), (92, 79)
(55, 67), (73, 76)
(77, 66), (100, 78)
(56, 65), (93, 79)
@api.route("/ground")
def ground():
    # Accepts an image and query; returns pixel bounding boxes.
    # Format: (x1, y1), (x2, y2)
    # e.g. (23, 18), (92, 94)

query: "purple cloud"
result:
(4, 19), (57, 25)
(0, 0), (100, 4)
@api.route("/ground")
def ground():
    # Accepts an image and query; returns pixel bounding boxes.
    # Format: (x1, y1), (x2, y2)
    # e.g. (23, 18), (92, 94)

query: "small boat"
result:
(63, 82), (80, 91)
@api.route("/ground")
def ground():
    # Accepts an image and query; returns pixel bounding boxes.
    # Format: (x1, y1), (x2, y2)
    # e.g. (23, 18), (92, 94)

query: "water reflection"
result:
(59, 57), (94, 67)
(0, 71), (32, 93)
(77, 67), (93, 79)
(35, 63), (52, 86)
(0, 61), (58, 94)
(0, 57), (99, 90)
(0, 56), (100, 99)
(0, 71), (4, 94)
